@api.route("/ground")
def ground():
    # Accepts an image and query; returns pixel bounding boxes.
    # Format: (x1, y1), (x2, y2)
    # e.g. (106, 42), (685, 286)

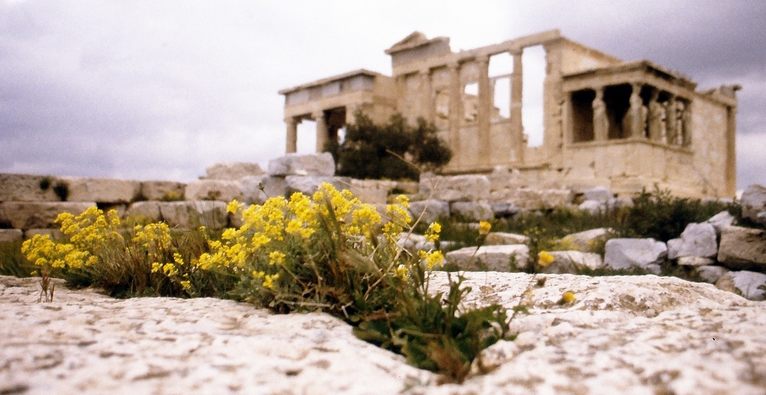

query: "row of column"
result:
(416, 49), (525, 166)
(590, 84), (690, 146)
(284, 110), (328, 154)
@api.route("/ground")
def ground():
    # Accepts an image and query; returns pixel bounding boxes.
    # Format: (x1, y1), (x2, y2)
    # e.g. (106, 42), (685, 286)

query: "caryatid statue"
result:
(628, 83), (646, 138)
(592, 88), (609, 140)
(647, 90), (665, 142)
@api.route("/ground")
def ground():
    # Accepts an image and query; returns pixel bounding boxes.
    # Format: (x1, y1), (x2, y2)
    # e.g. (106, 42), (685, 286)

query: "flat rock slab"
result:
(2, 273), (765, 394)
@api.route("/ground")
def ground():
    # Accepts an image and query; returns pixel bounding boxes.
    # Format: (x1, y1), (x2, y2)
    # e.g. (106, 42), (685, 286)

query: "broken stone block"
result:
(445, 245), (529, 271)
(0, 229), (23, 243)
(667, 222), (717, 259)
(185, 180), (243, 202)
(485, 232), (529, 246)
(419, 174), (490, 202)
(558, 228), (614, 252)
(0, 202), (96, 229)
(715, 270), (766, 301)
(158, 201), (228, 229)
(578, 200), (604, 214)
(583, 186), (612, 202)
(63, 177), (142, 203)
(140, 181), (186, 201)
(677, 256), (715, 266)
(0, 174), (60, 202)
(490, 202), (520, 218)
(408, 199), (449, 224)
(124, 201), (163, 222)
(349, 179), (396, 204)
(449, 201), (493, 221)
(741, 184), (766, 226)
(284, 176), (348, 196)
(203, 162), (264, 180)
(542, 251), (603, 274)
(717, 226), (766, 271)
(604, 238), (667, 271)
(706, 210), (735, 234)
(540, 189), (574, 208)
(267, 153), (335, 177)
(692, 265), (729, 284)
(239, 176), (288, 203)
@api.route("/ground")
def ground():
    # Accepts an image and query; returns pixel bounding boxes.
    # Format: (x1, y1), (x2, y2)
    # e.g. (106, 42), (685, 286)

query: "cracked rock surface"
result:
(2, 273), (765, 394)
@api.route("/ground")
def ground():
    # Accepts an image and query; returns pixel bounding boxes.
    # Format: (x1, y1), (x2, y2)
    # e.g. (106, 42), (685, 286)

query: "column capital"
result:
(447, 61), (460, 71)
(284, 117), (298, 125)
(509, 48), (523, 56)
(312, 110), (325, 120)
(419, 67), (431, 76)
(475, 55), (489, 65)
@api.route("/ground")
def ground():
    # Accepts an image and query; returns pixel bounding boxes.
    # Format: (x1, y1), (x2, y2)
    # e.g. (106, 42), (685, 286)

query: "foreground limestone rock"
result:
(449, 201), (493, 221)
(408, 199), (449, 224)
(2, 273), (765, 394)
(239, 175), (288, 203)
(267, 153), (335, 177)
(0, 202), (95, 229)
(446, 245), (529, 271)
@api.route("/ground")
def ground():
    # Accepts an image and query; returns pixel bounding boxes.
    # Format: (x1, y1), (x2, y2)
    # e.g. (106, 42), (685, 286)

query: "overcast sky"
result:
(1, 0), (764, 189)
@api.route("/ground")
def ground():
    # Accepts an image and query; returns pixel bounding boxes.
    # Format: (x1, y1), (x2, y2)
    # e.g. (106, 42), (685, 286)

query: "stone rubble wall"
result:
(2, 155), (764, 301)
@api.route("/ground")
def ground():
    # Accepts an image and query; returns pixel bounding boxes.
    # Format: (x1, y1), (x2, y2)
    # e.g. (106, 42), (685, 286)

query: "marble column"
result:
(476, 56), (491, 165)
(419, 68), (433, 122)
(510, 49), (524, 162)
(448, 61), (462, 167)
(314, 111), (328, 152)
(592, 87), (608, 141)
(285, 117), (297, 153)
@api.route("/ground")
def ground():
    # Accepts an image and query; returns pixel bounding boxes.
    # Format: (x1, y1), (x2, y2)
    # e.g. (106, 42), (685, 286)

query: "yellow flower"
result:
(561, 290), (576, 304)
(395, 264), (408, 280)
(262, 273), (280, 290)
(180, 280), (192, 291)
(162, 263), (178, 277)
(151, 262), (162, 273)
(268, 250), (286, 266)
(418, 250), (445, 270)
(425, 222), (441, 243)
(226, 199), (243, 215)
(479, 221), (492, 235)
(537, 251), (555, 268)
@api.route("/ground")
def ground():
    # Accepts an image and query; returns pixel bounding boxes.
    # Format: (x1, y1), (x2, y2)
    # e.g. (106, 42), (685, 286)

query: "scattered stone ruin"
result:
(279, 30), (739, 198)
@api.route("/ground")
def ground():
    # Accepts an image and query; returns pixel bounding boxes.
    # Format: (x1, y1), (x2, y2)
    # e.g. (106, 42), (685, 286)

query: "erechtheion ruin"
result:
(279, 30), (738, 198)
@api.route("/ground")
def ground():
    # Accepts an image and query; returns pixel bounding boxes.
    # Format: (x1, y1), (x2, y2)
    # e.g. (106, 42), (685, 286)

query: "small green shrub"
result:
(329, 111), (452, 180)
(52, 181), (69, 201)
(622, 187), (738, 241)
(0, 241), (35, 277)
(39, 176), (53, 191)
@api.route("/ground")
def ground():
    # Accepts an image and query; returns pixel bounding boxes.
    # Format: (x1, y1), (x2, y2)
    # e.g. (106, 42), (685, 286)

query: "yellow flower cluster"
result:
(383, 195), (412, 236)
(537, 250), (555, 268)
(479, 220), (492, 235)
(21, 207), (123, 272)
(418, 250), (445, 270)
(425, 222), (441, 243)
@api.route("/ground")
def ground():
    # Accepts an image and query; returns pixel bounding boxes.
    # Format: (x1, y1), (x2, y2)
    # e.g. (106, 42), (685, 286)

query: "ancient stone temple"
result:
(279, 30), (738, 198)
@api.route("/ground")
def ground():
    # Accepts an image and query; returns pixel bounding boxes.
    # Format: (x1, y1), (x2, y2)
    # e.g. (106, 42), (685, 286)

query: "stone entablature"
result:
(279, 30), (738, 198)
